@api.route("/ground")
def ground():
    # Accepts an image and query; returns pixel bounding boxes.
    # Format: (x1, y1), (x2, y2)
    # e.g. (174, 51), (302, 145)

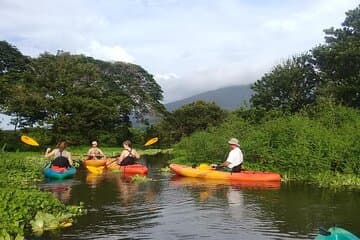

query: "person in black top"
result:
(45, 140), (73, 168)
(106, 140), (140, 167)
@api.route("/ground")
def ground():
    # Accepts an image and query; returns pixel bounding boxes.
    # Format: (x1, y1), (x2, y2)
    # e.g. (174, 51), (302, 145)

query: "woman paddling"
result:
(107, 140), (140, 166)
(45, 140), (73, 169)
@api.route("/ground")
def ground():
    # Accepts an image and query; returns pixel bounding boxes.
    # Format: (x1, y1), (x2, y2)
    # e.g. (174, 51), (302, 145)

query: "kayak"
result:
(314, 227), (359, 240)
(83, 159), (107, 167)
(43, 164), (76, 180)
(169, 164), (281, 182)
(107, 162), (148, 175)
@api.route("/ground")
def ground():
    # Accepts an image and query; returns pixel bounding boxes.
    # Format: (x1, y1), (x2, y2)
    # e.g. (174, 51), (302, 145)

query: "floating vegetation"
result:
(0, 152), (85, 239)
(130, 174), (149, 183)
(160, 166), (171, 173)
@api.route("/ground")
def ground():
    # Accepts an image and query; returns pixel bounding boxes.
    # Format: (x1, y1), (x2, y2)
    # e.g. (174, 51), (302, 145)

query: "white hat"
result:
(228, 138), (240, 146)
(92, 141), (97, 145)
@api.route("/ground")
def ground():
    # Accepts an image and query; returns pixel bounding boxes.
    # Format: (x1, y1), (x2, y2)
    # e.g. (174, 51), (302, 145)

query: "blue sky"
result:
(0, 0), (359, 129)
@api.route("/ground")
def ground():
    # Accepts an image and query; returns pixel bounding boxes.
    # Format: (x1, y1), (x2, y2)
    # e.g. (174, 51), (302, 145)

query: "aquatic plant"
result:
(130, 174), (149, 183)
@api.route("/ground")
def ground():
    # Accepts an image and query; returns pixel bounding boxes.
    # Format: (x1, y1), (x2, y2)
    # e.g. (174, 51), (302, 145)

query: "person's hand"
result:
(46, 148), (51, 154)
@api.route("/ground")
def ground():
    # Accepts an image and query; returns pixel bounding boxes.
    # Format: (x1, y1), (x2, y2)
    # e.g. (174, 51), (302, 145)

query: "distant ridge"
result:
(165, 84), (253, 111)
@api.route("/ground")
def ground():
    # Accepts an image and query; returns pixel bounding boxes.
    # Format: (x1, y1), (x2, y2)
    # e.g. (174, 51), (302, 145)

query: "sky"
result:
(0, 0), (359, 129)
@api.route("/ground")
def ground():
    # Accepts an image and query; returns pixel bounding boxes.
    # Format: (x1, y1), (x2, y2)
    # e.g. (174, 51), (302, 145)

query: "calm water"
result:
(38, 154), (360, 240)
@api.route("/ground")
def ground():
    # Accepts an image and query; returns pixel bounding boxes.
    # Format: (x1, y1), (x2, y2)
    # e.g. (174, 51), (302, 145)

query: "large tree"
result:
(1, 46), (164, 143)
(312, 5), (360, 108)
(250, 54), (319, 113)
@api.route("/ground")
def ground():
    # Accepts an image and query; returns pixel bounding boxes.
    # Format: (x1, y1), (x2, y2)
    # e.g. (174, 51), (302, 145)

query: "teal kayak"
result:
(314, 227), (359, 240)
(43, 164), (76, 180)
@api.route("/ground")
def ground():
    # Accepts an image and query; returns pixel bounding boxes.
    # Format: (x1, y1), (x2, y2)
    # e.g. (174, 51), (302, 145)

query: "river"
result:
(38, 154), (360, 240)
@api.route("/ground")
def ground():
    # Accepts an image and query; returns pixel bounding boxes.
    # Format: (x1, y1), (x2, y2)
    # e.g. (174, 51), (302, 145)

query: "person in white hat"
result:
(211, 138), (243, 172)
(87, 141), (106, 160)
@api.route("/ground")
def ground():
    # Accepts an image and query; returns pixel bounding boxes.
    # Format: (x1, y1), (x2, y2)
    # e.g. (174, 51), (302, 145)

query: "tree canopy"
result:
(250, 54), (319, 113)
(312, 5), (360, 108)
(251, 4), (360, 113)
(0, 46), (164, 144)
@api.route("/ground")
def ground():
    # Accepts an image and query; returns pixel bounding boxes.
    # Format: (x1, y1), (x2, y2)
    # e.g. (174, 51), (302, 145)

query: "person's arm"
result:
(68, 152), (73, 166)
(98, 148), (105, 157)
(106, 151), (123, 166)
(45, 148), (56, 158)
(117, 150), (127, 164)
(220, 151), (233, 167)
(132, 149), (140, 159)
(87, 148), (93, 156)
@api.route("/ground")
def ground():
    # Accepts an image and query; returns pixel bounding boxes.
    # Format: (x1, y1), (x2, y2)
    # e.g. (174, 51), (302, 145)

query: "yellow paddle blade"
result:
(86, 166), (104, 174)
(144, 137), (158, 146)
(20, 135), (40, 147)
(198, 163), (212, 170)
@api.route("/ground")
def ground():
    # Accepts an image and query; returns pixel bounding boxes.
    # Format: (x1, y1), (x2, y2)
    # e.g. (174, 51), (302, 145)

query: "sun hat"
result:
(92, 141), (97, 145)
(228, 138), (240, 146)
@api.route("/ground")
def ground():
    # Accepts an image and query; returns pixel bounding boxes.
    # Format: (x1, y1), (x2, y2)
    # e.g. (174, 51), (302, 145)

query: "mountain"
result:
(165, 84), (253, 111)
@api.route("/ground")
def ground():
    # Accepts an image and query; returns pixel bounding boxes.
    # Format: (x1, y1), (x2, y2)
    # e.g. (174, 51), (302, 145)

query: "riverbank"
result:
(0, 152), (85, 239)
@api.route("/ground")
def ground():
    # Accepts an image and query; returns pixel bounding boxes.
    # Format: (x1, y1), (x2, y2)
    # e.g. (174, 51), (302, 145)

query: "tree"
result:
(0, 41), (29, 74)
(312, 5), (360, 108)
(1, 49), (164, 144)
(155, 101), (228, 145)
(250, 54), (319, 113)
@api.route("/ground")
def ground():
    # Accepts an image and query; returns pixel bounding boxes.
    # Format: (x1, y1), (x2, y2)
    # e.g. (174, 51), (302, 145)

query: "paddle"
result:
(86, 166), (105, 174)
(144, 137), (158, 146)
(20, 135), (40, 147)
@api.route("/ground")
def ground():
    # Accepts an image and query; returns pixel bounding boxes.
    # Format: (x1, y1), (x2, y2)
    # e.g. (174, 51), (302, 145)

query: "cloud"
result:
(80, 41), (135, 63)
(0, 0), (359, 105)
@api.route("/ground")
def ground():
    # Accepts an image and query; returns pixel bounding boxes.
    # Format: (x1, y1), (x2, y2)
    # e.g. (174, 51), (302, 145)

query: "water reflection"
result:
(170, 175), (281, 190)
(41, 179), (78, 203)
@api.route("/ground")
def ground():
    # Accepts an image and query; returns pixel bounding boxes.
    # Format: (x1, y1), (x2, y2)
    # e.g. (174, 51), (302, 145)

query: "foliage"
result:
(130, 174), (149, 183)
(311, 172), (360, 190)
(171, 102), (360, 187)
(154, 101), (228, 146)
(0, 46), (164, 144)
(0, 152), (85, 238)
(312, 5), (360, 108)
(0, 41), (29, 74)
(251, 54), (319, 113)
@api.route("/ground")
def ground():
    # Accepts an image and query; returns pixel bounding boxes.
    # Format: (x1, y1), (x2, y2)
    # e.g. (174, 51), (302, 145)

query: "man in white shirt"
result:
(212, 138), (243, 172)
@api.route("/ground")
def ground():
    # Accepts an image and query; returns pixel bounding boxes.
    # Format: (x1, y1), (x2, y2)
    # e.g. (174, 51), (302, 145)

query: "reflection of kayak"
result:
(314, 227), (359, 240)
(83, 159), (107, 167)
(170, 175), (281, 189)
(170, 164), (281, 182)
(43, 164), (76, 180)
(107, 163), (148, 175)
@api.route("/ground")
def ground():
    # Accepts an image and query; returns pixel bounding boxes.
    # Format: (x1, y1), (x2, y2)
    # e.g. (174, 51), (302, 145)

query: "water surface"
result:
(39, 155), (360, 239)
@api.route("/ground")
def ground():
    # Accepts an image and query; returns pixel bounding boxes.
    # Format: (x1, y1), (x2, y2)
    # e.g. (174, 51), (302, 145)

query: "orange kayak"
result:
(83, 159), (107, 167)
(107, 162), (148, 175)
(169, 164), (281, 182)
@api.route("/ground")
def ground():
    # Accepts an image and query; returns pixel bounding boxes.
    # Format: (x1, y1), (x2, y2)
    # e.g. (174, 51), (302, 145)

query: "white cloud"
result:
(80, 41), (135, 63)
(0, 0), (359, 105)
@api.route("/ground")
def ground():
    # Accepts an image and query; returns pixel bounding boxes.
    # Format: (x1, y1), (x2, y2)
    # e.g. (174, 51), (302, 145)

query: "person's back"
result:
(45, 141), (73, 168)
